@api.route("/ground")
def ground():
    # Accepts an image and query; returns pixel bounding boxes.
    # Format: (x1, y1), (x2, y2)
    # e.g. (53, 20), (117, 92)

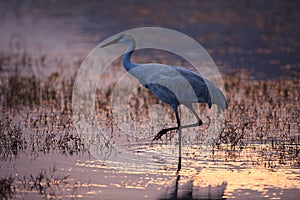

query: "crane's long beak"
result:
(101, 37), (119, 48)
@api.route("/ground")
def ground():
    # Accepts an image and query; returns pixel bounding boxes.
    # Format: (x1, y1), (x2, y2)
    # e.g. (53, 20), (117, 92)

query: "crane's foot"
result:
(198, 119), (203, 126)
(153, 127), (178, 141)
(153, 129), (169, 141)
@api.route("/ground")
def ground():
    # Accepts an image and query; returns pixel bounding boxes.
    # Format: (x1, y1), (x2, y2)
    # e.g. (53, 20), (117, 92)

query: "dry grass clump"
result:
(0, 175), (15, 200)
(0, 116), (26, 160)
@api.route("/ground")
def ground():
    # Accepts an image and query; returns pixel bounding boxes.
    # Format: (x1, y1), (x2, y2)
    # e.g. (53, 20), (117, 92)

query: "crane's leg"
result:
(181, 105), (203, 129)
(153, 105), (180, 141)
(152, 106), (182, 173)
(177, 126), (182, 173)
(152, 105), (203, 173)
(153, 105), (202, 141)
(174, 109), (182, 173)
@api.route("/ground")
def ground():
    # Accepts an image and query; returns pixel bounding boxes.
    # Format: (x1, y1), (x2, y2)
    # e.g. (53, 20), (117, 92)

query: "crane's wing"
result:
(173, 66), (228, 110)
(127, 63), (227, 110)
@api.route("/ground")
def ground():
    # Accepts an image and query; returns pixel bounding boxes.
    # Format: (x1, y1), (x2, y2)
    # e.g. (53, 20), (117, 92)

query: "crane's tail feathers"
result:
(207, 81), (228, 110)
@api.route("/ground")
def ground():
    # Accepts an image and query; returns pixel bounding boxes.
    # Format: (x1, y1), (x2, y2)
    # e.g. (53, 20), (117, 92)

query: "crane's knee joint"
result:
(198, 120), (203, 126)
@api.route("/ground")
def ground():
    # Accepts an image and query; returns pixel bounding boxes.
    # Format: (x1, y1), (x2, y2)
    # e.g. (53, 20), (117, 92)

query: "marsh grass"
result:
(0, 48), (299, 199)
(0, 175), (15, 200)
(1, 48), (299, 166)
(113, 69), (299, 167)
(95, 68), (300, 168)
(0, 116), (26, 160)
(213, 70), (300, 167)
(0, 49), (85, 161)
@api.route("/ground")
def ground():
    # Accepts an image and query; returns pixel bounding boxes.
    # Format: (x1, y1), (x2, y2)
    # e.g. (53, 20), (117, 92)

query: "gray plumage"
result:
(101, 33), (227, 172)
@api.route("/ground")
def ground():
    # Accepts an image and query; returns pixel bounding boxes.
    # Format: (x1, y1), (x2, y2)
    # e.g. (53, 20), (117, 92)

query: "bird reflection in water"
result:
(159, 175), (227, 200)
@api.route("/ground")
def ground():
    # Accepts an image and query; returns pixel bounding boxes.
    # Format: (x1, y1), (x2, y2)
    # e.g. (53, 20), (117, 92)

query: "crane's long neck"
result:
(123, 39), (137, 71)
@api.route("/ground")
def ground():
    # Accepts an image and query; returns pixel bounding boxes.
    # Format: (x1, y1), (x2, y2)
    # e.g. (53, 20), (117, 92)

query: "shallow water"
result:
(1, 142), (299, 199)
(0, 1), (300, 199)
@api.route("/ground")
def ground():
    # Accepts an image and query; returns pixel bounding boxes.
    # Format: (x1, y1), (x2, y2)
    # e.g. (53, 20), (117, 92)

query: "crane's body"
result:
(101, 33), (227, 172)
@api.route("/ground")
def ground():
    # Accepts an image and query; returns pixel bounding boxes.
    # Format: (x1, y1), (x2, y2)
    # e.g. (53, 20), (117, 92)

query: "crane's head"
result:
(101, 33), (134, 48)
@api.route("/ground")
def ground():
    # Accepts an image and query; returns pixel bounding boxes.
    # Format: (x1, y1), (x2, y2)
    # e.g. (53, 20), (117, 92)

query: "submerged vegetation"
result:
(0, 47), (299, 199)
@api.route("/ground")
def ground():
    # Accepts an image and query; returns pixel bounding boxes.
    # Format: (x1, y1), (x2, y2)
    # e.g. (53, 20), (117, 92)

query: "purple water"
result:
(0, 0), (299, 79)
(1, 1), (299, 199)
